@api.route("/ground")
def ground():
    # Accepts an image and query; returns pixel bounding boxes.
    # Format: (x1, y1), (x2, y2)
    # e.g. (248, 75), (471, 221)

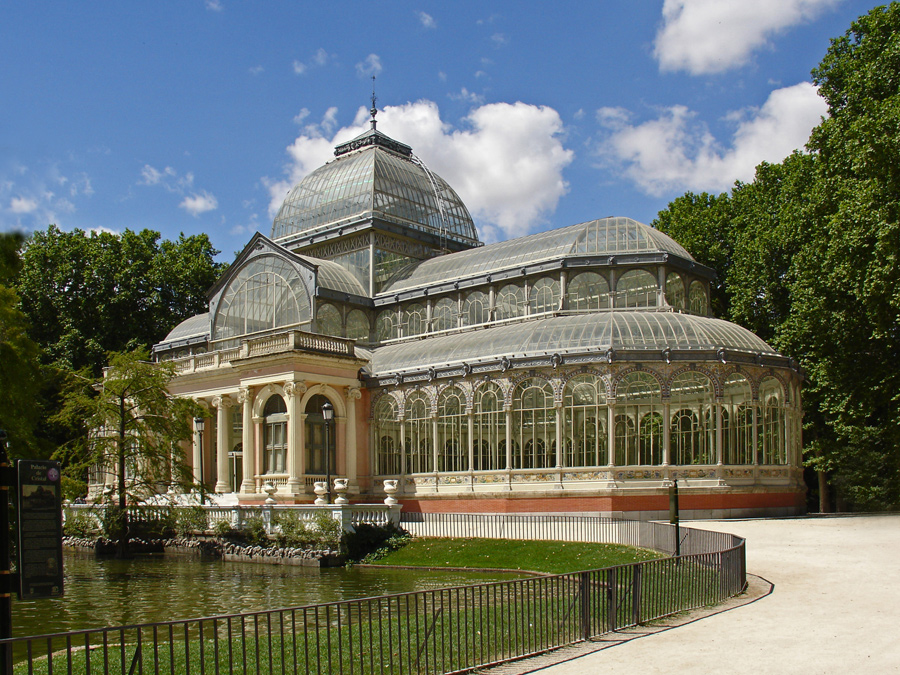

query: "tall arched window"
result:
(512, 378), (555, 469)
(615, 270), (658, 308)
(404, 391), (433, 474)
(615, 372), (662, 465)
(669, 372), (715, 465)
(665, 272), (685, 310)
(689, 281), (708, 315)
(495, 283), (525, 321)
(213, 255), (311, 345)
(437, 387), (467, 472)
(723, 374), (753, 464)
(566, 271), (609, 311)
(403, 303), (426, 337)
(564, 375), (607, 467)
(760, 377), (786, 464)
(528, 277), (561, 315)
(304, 394), (335, 475)
(462, 290), (490, 327)
(373, 396), (400, 475)
(431, 298), (457, 333)
(317, 303), (342, 336)
(346, 309), (370, 342)
(375, 309), (399, 342)
(473, 382), (504, 471)
(263, 395), (287, 474)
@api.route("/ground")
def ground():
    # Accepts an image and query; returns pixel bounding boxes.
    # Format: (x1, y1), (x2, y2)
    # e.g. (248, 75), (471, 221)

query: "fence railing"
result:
(11, 515), (745, 674)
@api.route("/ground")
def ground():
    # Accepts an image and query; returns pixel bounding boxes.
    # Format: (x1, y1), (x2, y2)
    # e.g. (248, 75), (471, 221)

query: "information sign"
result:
(16, 461), (64, 598)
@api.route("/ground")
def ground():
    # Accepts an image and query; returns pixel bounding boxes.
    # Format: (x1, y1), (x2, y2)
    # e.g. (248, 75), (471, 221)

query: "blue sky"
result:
(0, 1), (877, 259)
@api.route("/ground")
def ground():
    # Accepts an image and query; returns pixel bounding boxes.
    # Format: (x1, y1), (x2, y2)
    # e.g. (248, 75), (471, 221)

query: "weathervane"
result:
(370, 75), (378, 130)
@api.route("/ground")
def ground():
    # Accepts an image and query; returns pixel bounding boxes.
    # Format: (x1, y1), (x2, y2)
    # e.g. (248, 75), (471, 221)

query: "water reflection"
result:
(13, 552), (521, 638)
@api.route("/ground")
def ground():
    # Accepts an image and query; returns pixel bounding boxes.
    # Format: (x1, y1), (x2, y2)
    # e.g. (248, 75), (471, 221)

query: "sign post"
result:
(16, 461), (64, 599)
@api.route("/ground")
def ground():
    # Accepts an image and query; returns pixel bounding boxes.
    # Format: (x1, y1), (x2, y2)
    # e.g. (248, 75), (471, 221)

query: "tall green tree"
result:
(16, 226), (225, 374)
(55, 349), (200, 557)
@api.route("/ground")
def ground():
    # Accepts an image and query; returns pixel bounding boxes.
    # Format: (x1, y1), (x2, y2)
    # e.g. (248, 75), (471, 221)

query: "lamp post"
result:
(321, 401), (334, 504)
(194, 418), (206, 504)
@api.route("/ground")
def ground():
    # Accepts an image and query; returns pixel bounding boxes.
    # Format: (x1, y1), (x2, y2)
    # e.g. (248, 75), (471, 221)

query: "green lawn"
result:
(366, 537), (663, 574)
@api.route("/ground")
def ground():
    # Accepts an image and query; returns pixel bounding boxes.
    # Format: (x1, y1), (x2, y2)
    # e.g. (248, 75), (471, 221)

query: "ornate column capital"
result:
(347, 387), (362, 401)
(237, 387), (251, 404)
(283, 381), (308, 399)
(211, 394), (235, 410)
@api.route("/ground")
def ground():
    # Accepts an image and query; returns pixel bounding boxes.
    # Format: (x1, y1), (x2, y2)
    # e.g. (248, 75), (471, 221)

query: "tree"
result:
(55, 349), (200, 557)
(16, 226), (225, 375)
(0, 233), (44, 457)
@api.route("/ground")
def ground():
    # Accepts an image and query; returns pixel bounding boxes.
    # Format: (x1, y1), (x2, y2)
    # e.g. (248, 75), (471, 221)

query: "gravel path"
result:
(489, 514), (900, 674)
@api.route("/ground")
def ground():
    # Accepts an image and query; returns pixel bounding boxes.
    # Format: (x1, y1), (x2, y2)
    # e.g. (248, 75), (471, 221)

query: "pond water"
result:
(12, 552), (522, 639)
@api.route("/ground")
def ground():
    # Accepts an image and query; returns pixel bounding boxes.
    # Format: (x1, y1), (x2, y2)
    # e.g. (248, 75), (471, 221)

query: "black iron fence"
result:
(4, 516), (745, 674)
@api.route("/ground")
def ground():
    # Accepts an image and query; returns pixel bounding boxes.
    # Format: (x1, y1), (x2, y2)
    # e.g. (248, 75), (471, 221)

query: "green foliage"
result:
(312, 510), (341, 549)
(62, 509), (97, 538)
(212, 519), (237, 537)
(174, 506), (208, 537)
(98, 505), (126, 541)
(347, 523), (411, 563)
(272, 510), (315, 548)
(239, 515), (270, 547)
(60, 476), (88, 503)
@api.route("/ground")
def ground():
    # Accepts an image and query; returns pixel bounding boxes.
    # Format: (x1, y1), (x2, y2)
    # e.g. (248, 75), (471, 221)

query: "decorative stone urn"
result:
(263, 482), (278, 505)
(313, 481), (328, 505)
(383, 479), (399, 506)
(333, 478), (349, 505)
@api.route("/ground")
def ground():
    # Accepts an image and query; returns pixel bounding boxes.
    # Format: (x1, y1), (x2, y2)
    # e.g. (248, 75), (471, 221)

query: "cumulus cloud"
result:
(265, 100), (573, 241)
(205, 0), (222, 11)
(1, 161), (95, 229)
(180, 191), (218, 216)
(9, 196), (38, 214)
(293, 48), (332, 75)
(417, 11), (436, 28)
(356, 54), (382, 78)
(654, 0), (841, 74)
(595, 82), (826, 195)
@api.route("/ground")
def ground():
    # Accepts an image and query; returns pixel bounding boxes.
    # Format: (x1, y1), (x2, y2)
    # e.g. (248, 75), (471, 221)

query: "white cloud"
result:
(356, 54), (382, 78)
(248, 65), (264, 76)
(293, 48), (331, 75)
(180, 191), (218, 216)
(654, 0), (841, 74)
(491, 33), (508, 48)
(293, 108), (311, 125)
(449, 88), (485, 106)
(266, 100), (573, 241)
(10, 196), (38, 214)
(417, 11), (436, 28)
(292, 60), (307, 75)
(205, 0), (222, 11)
(90, 226), (120, 235)
(595, 82), (827, 196)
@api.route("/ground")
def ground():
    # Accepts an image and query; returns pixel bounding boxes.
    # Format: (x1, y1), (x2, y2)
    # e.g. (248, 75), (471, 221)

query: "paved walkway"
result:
(492, 515), (900, 674)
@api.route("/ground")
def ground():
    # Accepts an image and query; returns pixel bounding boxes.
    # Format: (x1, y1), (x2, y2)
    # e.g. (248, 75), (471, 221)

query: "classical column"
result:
(752, 401), (760, 466)
(192, 407), (204, 485)
(716, 400), (724, 466)
(432, 413), (439, 475)
(662, 401), (671, 466)
(284, 382), (307, 495)
(504, 408), (512, 470)
(239, 387), (256, 494)
(399, 416), (407, 476)
(212, 395), (234, 493)
(466, 410), (475, 472)
(555, 403), (564, 469)
(607, 403), (616, 467)
(346, 387), (361, 487)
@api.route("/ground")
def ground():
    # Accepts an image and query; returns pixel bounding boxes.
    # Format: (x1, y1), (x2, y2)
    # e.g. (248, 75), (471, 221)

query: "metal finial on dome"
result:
(370, 76), (378, 130)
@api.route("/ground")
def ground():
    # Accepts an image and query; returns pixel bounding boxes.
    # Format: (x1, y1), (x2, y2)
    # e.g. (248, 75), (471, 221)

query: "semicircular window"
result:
(213, 255), (311, 345)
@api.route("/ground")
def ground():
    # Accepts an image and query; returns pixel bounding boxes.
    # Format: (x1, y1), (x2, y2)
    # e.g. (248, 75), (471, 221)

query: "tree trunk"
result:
(116, 400), (131, 559)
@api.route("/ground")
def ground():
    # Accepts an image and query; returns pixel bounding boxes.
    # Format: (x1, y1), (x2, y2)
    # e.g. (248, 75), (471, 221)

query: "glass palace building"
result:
(147, 122), (805, 518)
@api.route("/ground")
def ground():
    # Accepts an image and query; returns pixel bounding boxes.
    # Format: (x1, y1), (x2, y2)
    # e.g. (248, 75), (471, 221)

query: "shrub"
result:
(312, 510), (342, 549)
(212, 519), (237, 538)
(239, 515), (269, 547)
(174, 506), (208, 537)
(344, 522), (411, 562)
(273, 510), (315, 548)
(63, 509), (97, 538)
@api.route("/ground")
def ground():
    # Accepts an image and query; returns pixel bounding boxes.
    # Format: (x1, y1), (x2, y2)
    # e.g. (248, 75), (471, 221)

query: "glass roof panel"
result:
(303, 255), (368, 297)
(367, 312), (776, 375)
(380, 218), (694, 294)
(160, 313), (209, 343)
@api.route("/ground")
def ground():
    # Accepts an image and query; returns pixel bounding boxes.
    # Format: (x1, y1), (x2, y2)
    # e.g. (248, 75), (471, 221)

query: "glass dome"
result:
(271, 129), (479, 246)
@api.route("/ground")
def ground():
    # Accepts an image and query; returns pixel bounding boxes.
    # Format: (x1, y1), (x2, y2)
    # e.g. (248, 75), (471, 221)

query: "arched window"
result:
(213, 255), (311, 345)
(373, 396), (400, 475)
(529, 277), (561, 315)
(723, 374), (753, 464)
(404, 391), (433, 474)
(615, 372), (662, 465)
(403, 303), (426, 337)
(760, 377), (786, 464)
(615, 270), (658, 308)
(375, 309), (399, 342)
(263, 395), (287, 474)
(473, 382), (504, 471)
(669, 371), (715, 465)
(665, 272), (685, 310)
(566, 272), (610, 311)
(512, 378), (555, 469)
(495, 283), (525, 321)
(564, 375), (608, 467)
(437, 387), (467, 472)
(689, 281), (708, 315)
(346, 309), (370, 342)
(462, 290), (490, 327)
(317, 303), (342, 336)
(431, 298), (457, 333)
(304, 394), (335, 475)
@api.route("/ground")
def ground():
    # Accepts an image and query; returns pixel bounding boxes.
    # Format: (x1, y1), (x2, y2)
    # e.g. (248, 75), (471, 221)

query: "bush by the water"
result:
(343, 522), (411, 562)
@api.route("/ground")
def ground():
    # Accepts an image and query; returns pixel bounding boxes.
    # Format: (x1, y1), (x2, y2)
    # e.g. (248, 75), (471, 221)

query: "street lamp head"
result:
(321, 401), (334, 422)
(194, 417), (205, 432)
